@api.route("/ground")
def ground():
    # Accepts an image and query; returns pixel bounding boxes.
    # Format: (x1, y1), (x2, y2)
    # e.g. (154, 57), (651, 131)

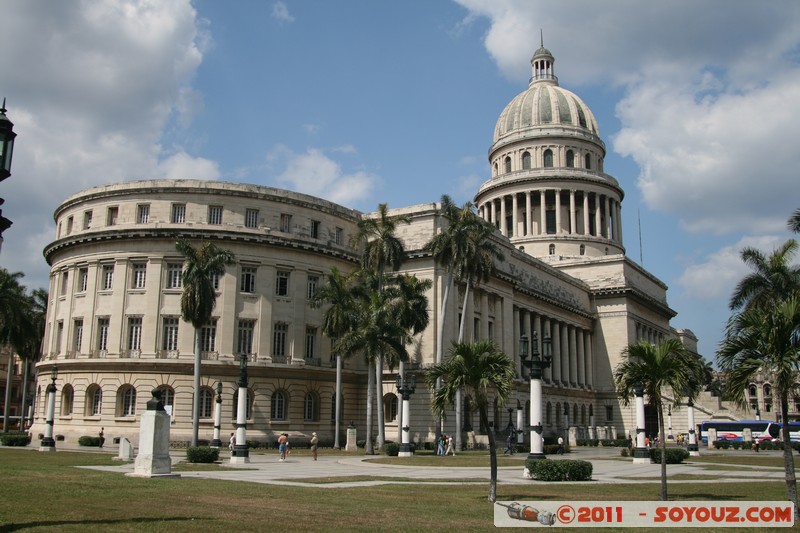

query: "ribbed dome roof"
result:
(493, 46), (600, 144)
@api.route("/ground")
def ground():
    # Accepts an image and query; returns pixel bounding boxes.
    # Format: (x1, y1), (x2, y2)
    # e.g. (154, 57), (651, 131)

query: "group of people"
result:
(436, 434), (456, 456)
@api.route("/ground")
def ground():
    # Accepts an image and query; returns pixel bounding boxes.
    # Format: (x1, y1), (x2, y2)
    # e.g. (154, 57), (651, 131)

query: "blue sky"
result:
(1, 0), (799, 361)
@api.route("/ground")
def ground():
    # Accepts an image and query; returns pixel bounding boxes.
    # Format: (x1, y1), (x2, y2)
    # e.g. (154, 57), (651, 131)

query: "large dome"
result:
(492, 46), (601, 146)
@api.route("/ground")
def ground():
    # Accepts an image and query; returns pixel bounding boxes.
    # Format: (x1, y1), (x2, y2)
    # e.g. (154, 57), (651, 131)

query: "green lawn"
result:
(0, 448), (793, 532)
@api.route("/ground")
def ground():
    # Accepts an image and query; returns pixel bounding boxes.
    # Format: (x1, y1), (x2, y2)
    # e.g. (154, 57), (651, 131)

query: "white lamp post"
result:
(632, 383), (650, 463)
(687, 398), (699, 456)
(230, 355), (250, 464)
(396, 372), (416, 457)
(210, 382), (223, 448)
(39, 366), (58, 452)
(520, 332), (552, 461)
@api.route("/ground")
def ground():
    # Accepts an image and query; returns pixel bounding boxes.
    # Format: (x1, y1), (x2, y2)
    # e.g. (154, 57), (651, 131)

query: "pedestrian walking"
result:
(445, 435), (455, 456)
(310, 432), (319, 461)
(98, 427), (105, 448)
(557, 435), (564, 454)
(228, 432), (235, 451)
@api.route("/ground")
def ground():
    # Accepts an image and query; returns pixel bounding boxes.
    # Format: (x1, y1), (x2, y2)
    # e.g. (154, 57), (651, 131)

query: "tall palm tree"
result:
(18, 288), (48, 429)
(717, 297), (800, 515)
(728, 240), (800, 312)
(614, 339), (705, 501)
(788, 208), (800, 233)
(0, 269), (32, 432)
(312, 267), (361, 449)
(176, 239), (236, 447)
(352, 203), (410, 450)
(426, 340), (515, 503)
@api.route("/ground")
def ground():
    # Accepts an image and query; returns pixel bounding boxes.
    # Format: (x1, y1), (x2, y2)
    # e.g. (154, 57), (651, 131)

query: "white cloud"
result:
(270, 146), (378, 207)
(271, 2), (295, 23)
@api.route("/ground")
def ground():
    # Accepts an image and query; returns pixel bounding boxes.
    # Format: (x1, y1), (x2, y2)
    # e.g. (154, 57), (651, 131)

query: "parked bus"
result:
(698, 420), (779, 444)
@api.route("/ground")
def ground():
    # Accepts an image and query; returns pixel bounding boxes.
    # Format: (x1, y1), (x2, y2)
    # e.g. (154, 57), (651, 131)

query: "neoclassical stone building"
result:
(31, 46), (720, 448)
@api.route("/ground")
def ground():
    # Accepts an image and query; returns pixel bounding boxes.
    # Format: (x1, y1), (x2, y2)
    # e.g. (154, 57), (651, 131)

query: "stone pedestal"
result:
(345, 424), (358, 452)
(127, 389), (178, 478)
(113, 437), (134, 461)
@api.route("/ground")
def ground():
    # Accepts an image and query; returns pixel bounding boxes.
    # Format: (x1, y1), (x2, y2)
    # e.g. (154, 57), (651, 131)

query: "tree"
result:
(425, 340), (515, 502)
(614, 339), (705, 501)
(352, 203), (410, 451)
(18, 288), (48, 429)
(728, 240), (800, 312)
(176, 239), (236, 447)
(717, 297), (800, 514)
(0, 269), (31, 432)
(789, 208), (800, 233)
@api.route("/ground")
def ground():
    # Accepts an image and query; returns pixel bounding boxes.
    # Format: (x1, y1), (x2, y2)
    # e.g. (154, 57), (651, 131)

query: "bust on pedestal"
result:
(127, 389), (178, 478)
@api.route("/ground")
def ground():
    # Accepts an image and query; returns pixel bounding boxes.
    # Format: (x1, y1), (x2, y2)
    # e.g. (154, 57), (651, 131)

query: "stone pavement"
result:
(64, 444), (787, 489)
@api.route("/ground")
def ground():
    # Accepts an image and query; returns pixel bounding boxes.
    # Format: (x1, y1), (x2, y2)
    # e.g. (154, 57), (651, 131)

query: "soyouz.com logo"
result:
(493, 501), (795, 527)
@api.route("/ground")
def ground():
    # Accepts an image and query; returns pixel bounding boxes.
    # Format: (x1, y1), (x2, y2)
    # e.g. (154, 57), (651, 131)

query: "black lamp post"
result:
(396, 372), (416, 456)
(519, 332), (552, 461)
(231, 354), (250, 463)
(0, 99), (16, 250)
(210, 381), (223, 448)
(40, 366), (58, 451)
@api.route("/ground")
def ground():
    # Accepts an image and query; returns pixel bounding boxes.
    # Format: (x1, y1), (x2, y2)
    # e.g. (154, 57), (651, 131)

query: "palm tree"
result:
(425, 340), (515, 503)
(0, 269), (32, 432)
(18, 288), (48, 429)
(789, 208), (800, 233)
(614, 339), (705, 501)
(176, 239), (236, 447)
(717, 297), (800, 514)
(312, 267), (361, 449)
(352, 203), (410, 450)
(728, 240), (800, 312)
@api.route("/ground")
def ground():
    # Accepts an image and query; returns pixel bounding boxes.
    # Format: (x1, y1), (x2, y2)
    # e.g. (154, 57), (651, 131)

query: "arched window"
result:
(566, 150), (574, 168)
(232, 389), (254, 420)
(522, 151), (531, 170)
(384, 393), (398, 422)
(579, 244), (585, 256)
(763, 384), (772, 398)
(304, 392), (320, 421)
(584, 153), (592, 169)
(546, 401), (552, 425)
(329, 393), (345, 422)
(86, 384), (102, 416)
(543, 149), (554, 168)
(555, 402), (561, 428)
(573, 403), (578, 423)
(61, 384), (74, 416)
(271, 390), (287, 421)
(748, 384), (757, 397)
(581, 404), (586, 425)
(199, 387), (214, 419)
(549, 244), (556, 255)
(504, 156), (512, 173)
(117, 385), (136, 417)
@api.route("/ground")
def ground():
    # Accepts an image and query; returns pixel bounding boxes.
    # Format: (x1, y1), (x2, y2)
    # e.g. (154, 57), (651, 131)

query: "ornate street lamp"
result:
(231, 354), (250, 463)
(515, 399), (524, 447)
(520, 332), (552, 461)
(395, 372), (416, 457)
(687, 397), (699, 456)
(210, 382), (223, 448)
(667, 404), (674, 440)
(632, 383), (650, 463)
(0, 99), (16, 250)
(39, 366), (58, 451)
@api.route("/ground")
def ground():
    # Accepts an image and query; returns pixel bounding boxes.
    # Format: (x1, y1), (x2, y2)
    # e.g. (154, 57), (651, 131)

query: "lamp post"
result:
(39, 366), (58, 452)
(210, 382), (223, 448)
(519, 332), (552, 461)
(687, 398), (699, 456)
(0, 99), (17, 253)
(395, 372), (416, 457)
(632, 383), (650, 463)
(515, 399), (524, 448)
(230, 354), (250, 464)
(667, 404), (674, 440)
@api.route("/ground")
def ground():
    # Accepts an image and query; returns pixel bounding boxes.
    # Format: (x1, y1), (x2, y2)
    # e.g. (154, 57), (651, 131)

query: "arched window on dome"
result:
(543, 149), (554, 168)
(549, 244), (556, 255)
(522, 151), (531, 170)
(566, 150), (575, 168)
(493, 162), (498, 176)
(504, 156), (512, 174)
(585, 153), (592, 169)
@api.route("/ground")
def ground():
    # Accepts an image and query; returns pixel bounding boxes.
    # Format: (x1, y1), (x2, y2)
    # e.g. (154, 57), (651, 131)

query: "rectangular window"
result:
(66, 216), (74, 234)
(605, 405), (613, 423)
(334, 227), (343, 245)
(73, 319), (84, 353)
(83, 211), (93, 230)
(237, 319), (256, 355)
(245, 208), (259, 228)
(128, 317), (143, 351)
(273, 323), (287, 356)
(208, 205), (223, 225)
(107, 206), (118, 226)
(171, 203), (186, 223)
(280, 213), (292, 233)
(97, 318), (109, 351)
(201, 320), (217, 352)
(77, 268), (88, 293)
(276, 270), (290, 297)
(240, 266), (256, 293)
(162, 317), (179, 351)
(166, 263), (183, 289)
(137, 204), (150, 224)
(546, 209), (556, 234)
(56, 321), (63, 354)
(210, 272), (221, 290)
(310, 220), (320, 239)
(60, 272), (69, 296)
(488, 321), (494, 340)
(307, 275), (318, 300)
(102, 265), (114, 290)
(131, 263), (146, 289)
(305, 327), (316, 359)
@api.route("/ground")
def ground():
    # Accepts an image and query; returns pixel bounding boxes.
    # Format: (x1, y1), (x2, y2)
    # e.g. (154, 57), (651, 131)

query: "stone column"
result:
(560, 323), (569, 387)
(595, 195), (602, 237)
(500, 196), (507, 237)
(549, 318), (560, 384)
(577, 329), (585, 388)
(606, 196), (612, 239)
(583, 192), (590, 235)
(554, 189), (562, 234)
(569, 325), (578, 386)
(539, 190), (546, 235)
(569, 189), (576, 234)
(512, 193), (518, 238)
(585, 332), (593, 389)
(525, 191), (532, 236)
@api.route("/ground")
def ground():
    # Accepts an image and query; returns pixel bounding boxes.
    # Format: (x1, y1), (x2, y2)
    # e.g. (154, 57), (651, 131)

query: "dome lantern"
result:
(530, 32), (557, 85)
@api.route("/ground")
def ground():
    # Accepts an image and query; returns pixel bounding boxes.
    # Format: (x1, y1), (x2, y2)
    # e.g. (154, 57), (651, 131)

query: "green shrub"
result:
(600, 439), (629, 448)
(384, 442), (400, 456)
(619, 447), (629, 457)
(543, 444), (570, 455)
(576, 439), (599, 447)
(0, 432), (31, 446)
(649, 447), (690, 464)
(78, 436), (101, 447)
(186, 446), (219, 463)
(731, 441), (742, 450)
(526, 459), (593, 481)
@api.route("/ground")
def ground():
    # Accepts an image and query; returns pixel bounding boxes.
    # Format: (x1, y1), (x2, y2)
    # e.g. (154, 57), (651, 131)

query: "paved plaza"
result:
(65, 444), (786, 488)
